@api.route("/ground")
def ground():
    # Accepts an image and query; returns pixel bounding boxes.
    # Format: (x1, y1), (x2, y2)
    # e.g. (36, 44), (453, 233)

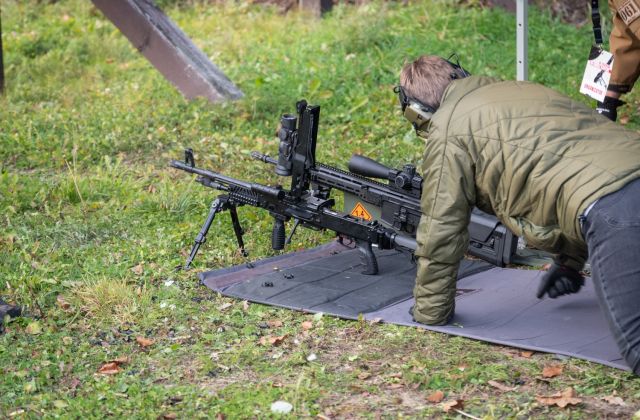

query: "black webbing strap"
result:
(592, 0), (603, 46)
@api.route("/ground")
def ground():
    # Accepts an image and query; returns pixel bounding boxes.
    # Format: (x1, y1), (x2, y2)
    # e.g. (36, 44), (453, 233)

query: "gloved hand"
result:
(596, 96), (625, 121)
(536, 261), (585, 299)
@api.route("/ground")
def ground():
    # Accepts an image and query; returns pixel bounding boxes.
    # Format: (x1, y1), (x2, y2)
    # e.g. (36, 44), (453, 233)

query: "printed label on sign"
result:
(620, 0), (640, 25)
(350, 202), (372, 221)
(580, 47), (614, 102)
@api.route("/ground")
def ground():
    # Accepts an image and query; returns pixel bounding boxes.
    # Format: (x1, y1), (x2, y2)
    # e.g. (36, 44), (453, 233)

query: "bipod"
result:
(183, 196), (247, 270)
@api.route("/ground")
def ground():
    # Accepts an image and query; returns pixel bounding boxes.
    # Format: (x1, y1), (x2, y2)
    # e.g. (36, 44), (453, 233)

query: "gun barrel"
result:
(170, 160), (285, 200)
(251, 151), (278, 166)
(348, 154), (393, 181)
(392, 233), (416, 251)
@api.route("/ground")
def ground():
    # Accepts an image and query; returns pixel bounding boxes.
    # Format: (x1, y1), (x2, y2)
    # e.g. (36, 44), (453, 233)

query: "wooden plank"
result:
(91, 0), (243, 102)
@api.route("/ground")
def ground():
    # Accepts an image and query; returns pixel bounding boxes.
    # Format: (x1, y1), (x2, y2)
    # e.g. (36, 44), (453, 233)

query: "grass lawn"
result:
(1, 0), (639, 417)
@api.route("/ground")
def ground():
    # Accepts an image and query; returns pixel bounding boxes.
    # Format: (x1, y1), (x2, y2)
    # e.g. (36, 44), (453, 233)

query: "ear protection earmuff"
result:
(396, 54), (470, 130)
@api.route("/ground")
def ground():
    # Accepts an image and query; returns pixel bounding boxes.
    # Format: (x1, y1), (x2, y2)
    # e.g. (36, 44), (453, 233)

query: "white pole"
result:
(516, 0), (528, 81)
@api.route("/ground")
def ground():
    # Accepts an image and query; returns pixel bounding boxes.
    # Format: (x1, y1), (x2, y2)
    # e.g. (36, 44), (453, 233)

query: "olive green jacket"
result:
(414, 76), (640, 325)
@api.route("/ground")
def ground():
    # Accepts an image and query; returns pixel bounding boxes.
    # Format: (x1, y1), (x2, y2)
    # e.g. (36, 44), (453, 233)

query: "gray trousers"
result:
(583, 178), (640, 375)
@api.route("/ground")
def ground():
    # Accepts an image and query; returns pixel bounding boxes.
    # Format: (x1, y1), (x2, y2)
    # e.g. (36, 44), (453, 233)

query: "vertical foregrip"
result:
(272, 218), (286, 250)
(356, 239), (379, 275)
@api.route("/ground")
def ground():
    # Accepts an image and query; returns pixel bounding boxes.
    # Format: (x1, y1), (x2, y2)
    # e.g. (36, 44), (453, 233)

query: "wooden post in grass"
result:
(299, 0), (333, 17)
(91, 0), (243, 103)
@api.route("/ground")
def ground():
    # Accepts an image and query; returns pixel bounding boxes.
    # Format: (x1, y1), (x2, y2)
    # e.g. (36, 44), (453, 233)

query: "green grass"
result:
(1, 0), (640, 417)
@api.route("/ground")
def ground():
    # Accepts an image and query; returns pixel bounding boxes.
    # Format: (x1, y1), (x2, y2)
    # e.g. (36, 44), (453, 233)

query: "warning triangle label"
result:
(350, 202), (372, 221)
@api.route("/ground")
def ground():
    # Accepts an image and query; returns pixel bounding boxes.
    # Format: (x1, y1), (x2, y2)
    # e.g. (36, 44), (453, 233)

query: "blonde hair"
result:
(400, 56), (457, 109)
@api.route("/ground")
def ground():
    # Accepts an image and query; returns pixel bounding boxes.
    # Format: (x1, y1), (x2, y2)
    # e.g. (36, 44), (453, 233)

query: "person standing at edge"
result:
(596, 0), (640, 120)
(397, 55), (640, 374)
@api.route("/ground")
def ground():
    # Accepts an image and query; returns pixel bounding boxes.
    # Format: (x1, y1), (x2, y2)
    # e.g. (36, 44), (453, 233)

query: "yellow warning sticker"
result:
(350, 202), (372, 221)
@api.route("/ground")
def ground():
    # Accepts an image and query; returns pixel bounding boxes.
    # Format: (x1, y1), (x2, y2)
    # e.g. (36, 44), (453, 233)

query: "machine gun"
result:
(171, 99), (517, 273)
(171, 100), (416, 274)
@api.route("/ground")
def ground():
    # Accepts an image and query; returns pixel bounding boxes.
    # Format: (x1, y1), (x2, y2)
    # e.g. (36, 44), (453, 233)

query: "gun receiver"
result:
(171, 103), (416, 274)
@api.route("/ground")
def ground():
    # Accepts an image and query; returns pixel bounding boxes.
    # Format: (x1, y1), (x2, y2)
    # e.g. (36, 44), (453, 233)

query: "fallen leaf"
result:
(536, 387), (582, 408)
(387, 383), (403, 389)
(357, 372), (371, 380)
(267, 320), (283, 328)
(488, 380), (516, 392)
(131, 264), (144, 275)
(56, 295), (71, 311)
(542, 364), (563, 378)
(160, 414), (177, 420)
(457, 364), (468, 372)
(97, 362), (121, 375)
(217, 302), (233, 311)
(146, 184), (157, 194)
(301, 321), (313, 330)
(441, 399), (464, 412)
(259, 335), (287, 346)
(620, 115), (630, 125)
(136, 336), (154, 348)
(602, 394), (626, 406)
(369, 317), (382, 324)
(242, 300), (250, 312)
(520, 350), (534, 358)
(427, 390), (445, 403)
(107, 356), (129, 365)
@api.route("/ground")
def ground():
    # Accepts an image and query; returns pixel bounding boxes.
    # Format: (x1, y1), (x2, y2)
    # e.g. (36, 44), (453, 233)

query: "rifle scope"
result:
(348, 154), (422, 192)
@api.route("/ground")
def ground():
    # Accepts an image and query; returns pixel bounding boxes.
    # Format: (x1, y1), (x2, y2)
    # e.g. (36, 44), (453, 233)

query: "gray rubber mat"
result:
(200, 241), (628, 371)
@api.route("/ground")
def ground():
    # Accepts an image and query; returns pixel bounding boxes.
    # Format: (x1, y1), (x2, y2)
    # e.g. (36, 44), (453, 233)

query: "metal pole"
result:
(516, 0), (528, 81)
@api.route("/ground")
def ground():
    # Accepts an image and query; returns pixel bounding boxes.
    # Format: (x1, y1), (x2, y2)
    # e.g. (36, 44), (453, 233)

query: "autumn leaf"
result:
(108, 356), (130, 365)
(217, 302), (233, 311)
(441, 399), (464, 412)
(536, 387), (582, 408)
(131, 263), (144, 276)
(56, 295), (71, 311)
(427, 390), (445, 403)
(357, 372), (371, 380)
(488, 380), (516, 392)
(259, 335), (287, 346)
(136, 336), (154, 347)
(301, 321), (313, 330)
(242, 300), (250, 312)
(602, 394), (626, 406)
(267, 320), (283, 328)
(542, 364), (563, 378)
(97, 362), (121, 375)
(520, 350), (534, 358)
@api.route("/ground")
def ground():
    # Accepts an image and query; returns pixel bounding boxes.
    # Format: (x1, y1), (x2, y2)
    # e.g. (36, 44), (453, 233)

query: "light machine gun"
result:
(171, 100), (517, 273)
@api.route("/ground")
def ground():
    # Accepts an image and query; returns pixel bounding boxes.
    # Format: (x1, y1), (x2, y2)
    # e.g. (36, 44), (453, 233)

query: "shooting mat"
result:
(200, 241), (629, 371)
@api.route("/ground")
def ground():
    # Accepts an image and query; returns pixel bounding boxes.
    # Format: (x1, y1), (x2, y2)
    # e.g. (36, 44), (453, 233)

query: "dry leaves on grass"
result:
(441, 399), (464, 413)
(242, 300), (250, 312)
(542, 364), (564, 378)
(136, 336), (154, 348)
(536, 387), (582, 408)
(427, 390), (445, 403)
(131, 263), (144, 276)
(602, 394), (626, 406)
(301, 321), (313, 330)
(259, 335), (287, 346)
(97, 356), (129, 375)
(488, 380), (516, 392)
(267, 320), (283, 328)
(520, 350), (534, 358)
(56, 295), (72, 311)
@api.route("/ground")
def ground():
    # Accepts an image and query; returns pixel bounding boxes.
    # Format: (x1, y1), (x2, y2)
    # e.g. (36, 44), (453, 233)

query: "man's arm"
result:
(413, 133), (475, 325)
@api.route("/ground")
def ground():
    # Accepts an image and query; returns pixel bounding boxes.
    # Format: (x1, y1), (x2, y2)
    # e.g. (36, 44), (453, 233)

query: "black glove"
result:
(536, 261), (585, 299)
(596, 96), (625, 121)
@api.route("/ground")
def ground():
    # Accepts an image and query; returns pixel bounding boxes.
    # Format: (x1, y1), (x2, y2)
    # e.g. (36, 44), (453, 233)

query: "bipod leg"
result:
(184, 197), (226, 270)
(228, 205), (247, 257)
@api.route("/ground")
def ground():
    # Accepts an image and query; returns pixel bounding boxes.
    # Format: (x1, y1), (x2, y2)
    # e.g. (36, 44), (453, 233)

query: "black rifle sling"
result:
(592, 0), (603, 46)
